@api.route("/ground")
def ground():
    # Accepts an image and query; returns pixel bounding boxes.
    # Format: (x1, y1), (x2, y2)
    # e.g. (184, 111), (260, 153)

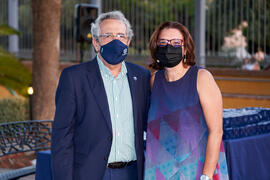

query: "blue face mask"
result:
(99, 39), (128, 65)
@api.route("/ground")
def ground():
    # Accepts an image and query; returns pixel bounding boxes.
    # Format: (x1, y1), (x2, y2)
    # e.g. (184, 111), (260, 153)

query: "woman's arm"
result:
(197, 69), (223, 179)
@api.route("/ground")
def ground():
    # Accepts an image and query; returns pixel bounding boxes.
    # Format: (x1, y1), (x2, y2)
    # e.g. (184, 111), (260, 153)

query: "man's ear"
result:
(92, 37), (100, 53)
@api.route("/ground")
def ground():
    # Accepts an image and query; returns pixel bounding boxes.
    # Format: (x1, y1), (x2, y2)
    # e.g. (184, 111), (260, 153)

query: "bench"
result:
(0, 120), (52, 180)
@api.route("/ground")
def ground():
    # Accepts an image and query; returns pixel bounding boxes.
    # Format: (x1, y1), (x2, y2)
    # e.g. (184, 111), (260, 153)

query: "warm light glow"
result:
(87, 33), (92, 39)
(27, 87), (34, 95)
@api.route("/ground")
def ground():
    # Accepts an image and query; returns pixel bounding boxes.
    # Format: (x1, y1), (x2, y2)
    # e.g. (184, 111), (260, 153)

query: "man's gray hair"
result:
(91, 11), (134, 40)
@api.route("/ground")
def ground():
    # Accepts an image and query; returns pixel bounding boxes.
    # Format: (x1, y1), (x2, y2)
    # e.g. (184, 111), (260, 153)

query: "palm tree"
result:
(32, 0), (61, 120)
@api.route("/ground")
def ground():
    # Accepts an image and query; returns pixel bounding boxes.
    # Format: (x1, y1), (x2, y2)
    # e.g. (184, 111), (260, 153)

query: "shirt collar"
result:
(97, 55), (127, 79)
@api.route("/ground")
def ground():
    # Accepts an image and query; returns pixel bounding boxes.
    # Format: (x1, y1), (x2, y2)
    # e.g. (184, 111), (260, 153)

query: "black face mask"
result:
(155, 45), (183, 68)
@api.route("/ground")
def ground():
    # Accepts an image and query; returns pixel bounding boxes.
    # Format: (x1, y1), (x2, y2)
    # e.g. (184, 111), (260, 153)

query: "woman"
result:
(144, 21), (229, 180)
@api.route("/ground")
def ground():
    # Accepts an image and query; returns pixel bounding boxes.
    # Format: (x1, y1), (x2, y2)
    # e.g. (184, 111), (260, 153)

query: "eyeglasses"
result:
(157, 39), (184, 47)
(99, 33), (127, 41)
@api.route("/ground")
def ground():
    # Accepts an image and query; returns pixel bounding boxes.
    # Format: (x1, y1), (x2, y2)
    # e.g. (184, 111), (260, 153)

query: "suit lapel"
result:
(86, 58), (112, 133)
(126, 63), (138, 133)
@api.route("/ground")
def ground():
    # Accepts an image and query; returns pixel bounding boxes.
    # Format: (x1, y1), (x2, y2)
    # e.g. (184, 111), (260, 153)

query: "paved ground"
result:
(0, 168), (35, 180)
(19, 174), (35, 180)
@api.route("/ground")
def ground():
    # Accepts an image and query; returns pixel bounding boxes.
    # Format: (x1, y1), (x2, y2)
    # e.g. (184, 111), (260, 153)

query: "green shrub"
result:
(0, 98), (30, 123)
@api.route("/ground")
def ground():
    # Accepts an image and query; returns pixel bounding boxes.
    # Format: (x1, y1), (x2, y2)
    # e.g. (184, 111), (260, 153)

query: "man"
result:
(51, 11), (150, 180)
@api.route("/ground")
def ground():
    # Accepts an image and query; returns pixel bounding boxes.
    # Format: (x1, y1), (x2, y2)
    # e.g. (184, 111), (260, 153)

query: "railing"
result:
(0, 120), (52, 156)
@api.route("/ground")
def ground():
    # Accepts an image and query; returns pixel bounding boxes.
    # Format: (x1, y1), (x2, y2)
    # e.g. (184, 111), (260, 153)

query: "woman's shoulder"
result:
(197, 68), (214, 81)
(150, 69), (164, 79)
(150, 71), (158, 90)
(197, 68), (219, 93)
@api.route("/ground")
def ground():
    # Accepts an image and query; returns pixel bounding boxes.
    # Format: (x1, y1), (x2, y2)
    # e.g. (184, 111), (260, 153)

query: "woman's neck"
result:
(164, 63), (189, 82)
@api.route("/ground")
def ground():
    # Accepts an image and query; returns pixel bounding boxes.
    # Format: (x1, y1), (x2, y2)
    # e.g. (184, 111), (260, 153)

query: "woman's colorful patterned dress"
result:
(144, 66), (229, 180)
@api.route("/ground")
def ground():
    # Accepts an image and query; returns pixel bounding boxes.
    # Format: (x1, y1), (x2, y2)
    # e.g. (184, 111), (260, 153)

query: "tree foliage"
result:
(0, 24), (20, 36)
(206, 0), (270, 53)
(0, 25), (31, 96)
(107, 0), (195, 52)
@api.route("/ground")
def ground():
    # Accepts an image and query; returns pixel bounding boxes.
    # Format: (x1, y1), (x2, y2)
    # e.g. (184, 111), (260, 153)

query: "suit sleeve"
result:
(51, 69), (76, 180)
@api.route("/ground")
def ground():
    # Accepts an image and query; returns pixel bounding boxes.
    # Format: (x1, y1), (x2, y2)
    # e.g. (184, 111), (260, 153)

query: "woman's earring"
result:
(183, 55), (187, 63)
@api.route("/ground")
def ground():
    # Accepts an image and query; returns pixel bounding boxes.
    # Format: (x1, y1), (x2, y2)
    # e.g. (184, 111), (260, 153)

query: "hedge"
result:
(0, 98), (29, 123)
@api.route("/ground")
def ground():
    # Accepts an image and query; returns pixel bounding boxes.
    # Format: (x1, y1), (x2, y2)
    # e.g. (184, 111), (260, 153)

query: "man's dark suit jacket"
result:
(51, 58), (150, 180)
